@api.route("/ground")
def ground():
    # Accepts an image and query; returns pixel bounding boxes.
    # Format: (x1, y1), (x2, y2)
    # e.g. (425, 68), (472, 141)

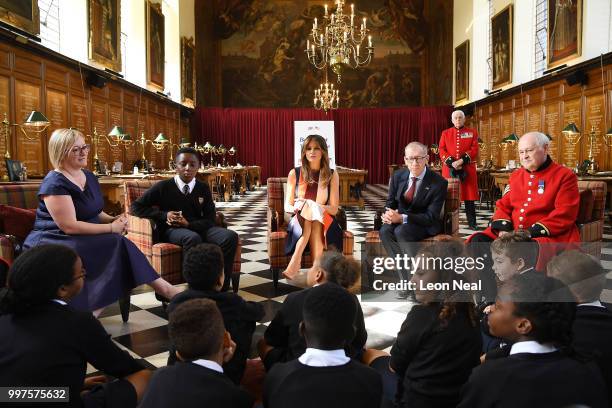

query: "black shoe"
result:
(469, 223), (480, 231)
(155, 292), (171, 304)
(396, 290), (409, 300)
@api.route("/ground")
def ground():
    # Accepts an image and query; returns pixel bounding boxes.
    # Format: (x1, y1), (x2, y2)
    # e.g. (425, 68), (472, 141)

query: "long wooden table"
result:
(336, 166), (368, 209)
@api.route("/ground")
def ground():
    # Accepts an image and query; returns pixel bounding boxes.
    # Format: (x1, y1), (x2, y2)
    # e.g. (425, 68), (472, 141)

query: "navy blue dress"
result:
(24, 170), (159, 311)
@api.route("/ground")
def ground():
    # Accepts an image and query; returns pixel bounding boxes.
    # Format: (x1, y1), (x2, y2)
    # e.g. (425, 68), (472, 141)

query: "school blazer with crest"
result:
(385, 167), (448, 236)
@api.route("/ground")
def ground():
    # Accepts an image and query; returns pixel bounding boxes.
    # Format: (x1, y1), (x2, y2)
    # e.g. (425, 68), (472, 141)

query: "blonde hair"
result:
(300, 134), (332, 187)
(48, 128), (83, 169)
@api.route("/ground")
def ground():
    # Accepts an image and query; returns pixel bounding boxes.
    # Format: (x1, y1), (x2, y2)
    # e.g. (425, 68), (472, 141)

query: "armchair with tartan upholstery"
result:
(266, 177), (355, 289)
(124, 180), (242, 292)
(576, 180), (607, 258)
(0, 184), (39, 263)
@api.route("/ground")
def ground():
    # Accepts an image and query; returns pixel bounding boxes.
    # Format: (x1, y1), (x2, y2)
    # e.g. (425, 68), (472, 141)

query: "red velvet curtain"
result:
(194, 106), (453, 184)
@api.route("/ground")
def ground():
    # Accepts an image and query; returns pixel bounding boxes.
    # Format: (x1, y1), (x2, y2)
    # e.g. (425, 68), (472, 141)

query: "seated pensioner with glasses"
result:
(23, 129), (180, 313)
(467, 132), (580, 264)
(379, 142), (448, 297)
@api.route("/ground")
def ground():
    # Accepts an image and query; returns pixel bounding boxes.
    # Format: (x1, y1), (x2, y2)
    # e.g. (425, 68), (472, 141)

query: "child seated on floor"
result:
(378, 239), (482, 408)
(263, 283), (382, 408)
(258, 250), (367, 370)
(139, 298), (252, 408)
(167, 243), (264, 384)
(0, 245), (152, 408)
(481, 230), (539, 354)
(458, 273), (608, 408)
(547, 250), (612, 404)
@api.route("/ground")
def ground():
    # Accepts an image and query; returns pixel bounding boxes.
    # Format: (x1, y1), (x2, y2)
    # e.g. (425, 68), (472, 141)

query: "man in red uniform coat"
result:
(468, 131), (580, 300)
(439, 110), (479, 229)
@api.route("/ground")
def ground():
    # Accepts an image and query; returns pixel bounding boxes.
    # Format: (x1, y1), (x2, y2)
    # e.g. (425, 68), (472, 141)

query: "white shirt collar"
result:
(509, 340), (557, 355)
(191, 359), (223, 373)
(174, 175), (196, 194)
(409, 166), (427, 181)
(298, 348), (350, 367)
(578, 300), (605, 308)
(51, 299), (67, 306)
(519, 267), (534, 275)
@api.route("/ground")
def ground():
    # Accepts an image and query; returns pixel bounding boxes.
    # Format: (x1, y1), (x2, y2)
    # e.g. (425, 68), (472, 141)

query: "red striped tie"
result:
(404, 177), (417, 203)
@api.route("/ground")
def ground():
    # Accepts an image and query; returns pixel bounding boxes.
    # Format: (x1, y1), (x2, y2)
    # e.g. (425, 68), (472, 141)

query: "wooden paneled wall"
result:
(0, 38), (191, 177)
(467, 62), (612, 171)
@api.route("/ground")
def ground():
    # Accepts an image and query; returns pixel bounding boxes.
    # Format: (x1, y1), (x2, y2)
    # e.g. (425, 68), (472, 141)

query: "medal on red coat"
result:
(537, 180), (544, 195)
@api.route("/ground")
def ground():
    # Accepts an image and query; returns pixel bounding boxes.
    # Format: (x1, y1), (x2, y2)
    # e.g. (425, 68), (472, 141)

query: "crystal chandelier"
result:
(314, 70), (339, 113)
(305, 0), (373, 82)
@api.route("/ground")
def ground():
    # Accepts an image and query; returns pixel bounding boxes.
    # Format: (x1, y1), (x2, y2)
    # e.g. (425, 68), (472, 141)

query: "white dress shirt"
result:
(509, 340), (557, 355)
(174, 175), (196, 194)
(191, 359), (224, 373)
(298, 348), (350, 367)
(578, 300), (605, 308)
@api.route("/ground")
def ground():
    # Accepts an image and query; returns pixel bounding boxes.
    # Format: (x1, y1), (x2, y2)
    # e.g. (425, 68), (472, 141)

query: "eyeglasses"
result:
(404, 156), (427, 163)
(68, 144), (91, 155)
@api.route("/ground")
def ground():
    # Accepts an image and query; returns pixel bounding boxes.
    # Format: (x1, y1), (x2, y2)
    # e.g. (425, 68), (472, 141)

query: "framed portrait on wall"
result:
(88, 0), (121, 72)
(181, 37), (196, 107)
(491, 5), (513, 89)
(0, 0), (39, 36)
(455, 40), (469, 103)
(547, 0), (582, 68)
(146, 1), (165, 89)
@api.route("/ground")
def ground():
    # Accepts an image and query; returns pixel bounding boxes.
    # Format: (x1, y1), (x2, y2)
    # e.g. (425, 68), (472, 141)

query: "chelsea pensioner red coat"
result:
(439, 126), (479, 201)
(475, 158), (581, 244)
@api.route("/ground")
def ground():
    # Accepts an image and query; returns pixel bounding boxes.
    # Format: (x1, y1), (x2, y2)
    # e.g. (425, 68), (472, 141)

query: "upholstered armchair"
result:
(0, 184), (39, 263)
(124, 180), (242, 291)
(365, 177), (461, 253)
(576, 181), (607, 257)
(266, 177), (355, 288)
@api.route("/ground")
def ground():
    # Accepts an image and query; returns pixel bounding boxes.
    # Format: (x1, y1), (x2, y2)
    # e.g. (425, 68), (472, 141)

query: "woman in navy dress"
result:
(283, 134), (342, 279)
(24, 128), (179, 312)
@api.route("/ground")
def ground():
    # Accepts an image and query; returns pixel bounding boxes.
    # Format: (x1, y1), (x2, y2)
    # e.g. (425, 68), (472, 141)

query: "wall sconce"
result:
(2, 111), (50, 160)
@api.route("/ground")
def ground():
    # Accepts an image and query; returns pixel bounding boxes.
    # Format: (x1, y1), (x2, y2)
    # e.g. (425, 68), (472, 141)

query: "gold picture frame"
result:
(88, 0), (122, 72)
(455, 40), (469, 103)
(146, 1), (165, 89)
(491, 5), (513, 89)
(547, 0), (582, 68)
(0, 0), (39, 36)
(181, 37), (196, 107)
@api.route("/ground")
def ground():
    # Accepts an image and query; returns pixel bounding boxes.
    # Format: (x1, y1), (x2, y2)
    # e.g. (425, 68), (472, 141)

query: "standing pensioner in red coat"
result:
(468, 132), (580, 299)
(439, 110), (479, 229)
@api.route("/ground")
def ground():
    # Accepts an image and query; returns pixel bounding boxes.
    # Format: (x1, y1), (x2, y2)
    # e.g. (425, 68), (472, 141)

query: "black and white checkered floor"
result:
(91, 185), (612, 373)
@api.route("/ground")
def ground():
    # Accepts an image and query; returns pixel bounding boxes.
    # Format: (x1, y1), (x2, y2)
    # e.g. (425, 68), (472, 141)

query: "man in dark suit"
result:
(379, 142), (448, 298)
(131, 147), (238, 291)
(139, 298), (253, 408)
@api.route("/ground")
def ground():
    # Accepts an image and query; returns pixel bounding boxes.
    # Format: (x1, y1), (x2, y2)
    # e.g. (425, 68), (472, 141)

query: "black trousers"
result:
(163, 226), (238, 291)
(379, 221), (430, 282)
(465, 200), (476, 226)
